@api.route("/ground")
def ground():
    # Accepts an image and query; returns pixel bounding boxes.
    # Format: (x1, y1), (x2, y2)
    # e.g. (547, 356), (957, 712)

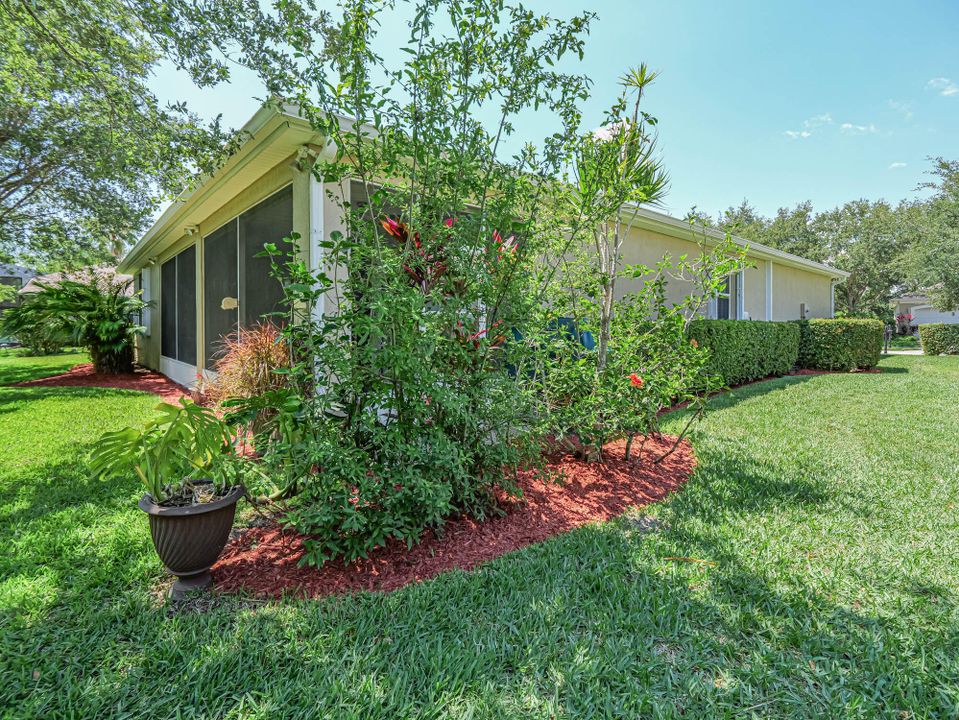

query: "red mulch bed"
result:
(15, 363), (188, 403)
(212, 434), (695, 599)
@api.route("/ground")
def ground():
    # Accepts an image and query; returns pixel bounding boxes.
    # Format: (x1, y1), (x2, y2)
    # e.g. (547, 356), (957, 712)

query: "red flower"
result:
(629, 373), (644, 388)
(444, 217), (455, 228)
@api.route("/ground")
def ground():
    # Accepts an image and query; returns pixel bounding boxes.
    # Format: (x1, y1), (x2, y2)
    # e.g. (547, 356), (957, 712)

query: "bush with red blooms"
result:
(537, 246), (741, 462)
(224, 0), (596, 567)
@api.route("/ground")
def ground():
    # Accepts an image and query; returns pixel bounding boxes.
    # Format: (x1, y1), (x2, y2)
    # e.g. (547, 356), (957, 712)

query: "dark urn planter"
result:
(138, 482), (244, 600)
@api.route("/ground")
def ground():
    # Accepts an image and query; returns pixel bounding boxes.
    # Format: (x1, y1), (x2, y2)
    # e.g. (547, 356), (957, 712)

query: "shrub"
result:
(687, 319), (800, 386)
(919, 324), (959, 355)
(1, 272), (145, 373)
(796, 318), (883, 371)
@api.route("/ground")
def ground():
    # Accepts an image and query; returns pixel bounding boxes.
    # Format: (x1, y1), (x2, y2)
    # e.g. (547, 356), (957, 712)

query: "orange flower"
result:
(690, 338), (699, 349)
(629, 373), (644, 388)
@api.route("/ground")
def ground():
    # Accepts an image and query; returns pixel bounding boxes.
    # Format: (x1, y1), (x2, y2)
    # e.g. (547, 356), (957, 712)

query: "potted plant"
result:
(91, 399), (246, 599)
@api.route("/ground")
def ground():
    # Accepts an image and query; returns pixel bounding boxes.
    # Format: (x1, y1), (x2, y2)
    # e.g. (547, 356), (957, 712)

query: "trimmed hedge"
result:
(796, 318), (883, 371)
(919, 323), (959, 355)
(688, 319), (800, 386)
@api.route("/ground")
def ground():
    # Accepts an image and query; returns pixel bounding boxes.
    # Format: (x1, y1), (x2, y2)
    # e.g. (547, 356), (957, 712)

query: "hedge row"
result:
(688, 319), (800, 386)
(796, 318), (883, 371)
(919, 323), (959, 355)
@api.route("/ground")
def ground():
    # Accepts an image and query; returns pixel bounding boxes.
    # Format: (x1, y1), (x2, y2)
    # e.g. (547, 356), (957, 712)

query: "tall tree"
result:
(907, 158), (959, 311)
(813, 199), (907, 316)
(0, 0), (233, 269)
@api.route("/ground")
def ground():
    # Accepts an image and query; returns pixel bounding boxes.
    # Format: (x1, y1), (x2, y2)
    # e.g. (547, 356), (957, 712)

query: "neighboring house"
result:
(19, 266), (132, 295)
(894, 294), (959, 330)
(0, 264), (37, 309)
(118, 105), (850, 387)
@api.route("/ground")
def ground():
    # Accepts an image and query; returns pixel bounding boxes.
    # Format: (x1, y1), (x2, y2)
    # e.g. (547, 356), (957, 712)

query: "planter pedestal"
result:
(138, 483), (244, 601)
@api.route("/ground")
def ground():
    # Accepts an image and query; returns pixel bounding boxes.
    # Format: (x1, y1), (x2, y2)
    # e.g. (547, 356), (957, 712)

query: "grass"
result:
(2, 354), (959, 718)
(888, 334), (920, 349)
(0, 348), (87, 385)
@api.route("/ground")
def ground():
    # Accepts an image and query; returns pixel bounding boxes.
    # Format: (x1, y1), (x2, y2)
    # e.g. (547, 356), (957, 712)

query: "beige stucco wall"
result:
(743, 260), (767, 321)
(770, 263), (833, 321)
(617, 225), (835, 322)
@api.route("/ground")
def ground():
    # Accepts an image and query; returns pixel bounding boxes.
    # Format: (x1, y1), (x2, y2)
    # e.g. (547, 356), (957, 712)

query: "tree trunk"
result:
(90, 344), (134, 374)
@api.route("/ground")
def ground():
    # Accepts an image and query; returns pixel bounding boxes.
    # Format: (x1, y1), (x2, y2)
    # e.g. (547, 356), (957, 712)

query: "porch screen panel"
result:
(160, 257), (177, 358)
(203, 220), (238, 369)
(239, 186), (293, 327)
(175, 246), (197, 364)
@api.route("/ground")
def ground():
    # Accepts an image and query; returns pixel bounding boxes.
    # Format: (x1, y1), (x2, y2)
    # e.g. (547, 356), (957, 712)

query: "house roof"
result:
(118, 103), (321, 274)
(121, 104), (850, 281)
(20, 266), (131, 294)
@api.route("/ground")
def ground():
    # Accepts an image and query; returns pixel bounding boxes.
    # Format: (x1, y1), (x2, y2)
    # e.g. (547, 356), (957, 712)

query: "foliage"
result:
(688, 319), (800, 386)
(7, 321), (68, 356)
(568, 64), (669, 371)
(538, 241), (742, 461)
(796, 318), (883, 371)
(906, 158), (959, 312)
(203, 323), (290, 434)
(0, 0), (233, 268)
(918, 323), (959, 355)
(209, 0), (597, 566)
(0, 271), (144, 373)
(90, 398), (243, 503)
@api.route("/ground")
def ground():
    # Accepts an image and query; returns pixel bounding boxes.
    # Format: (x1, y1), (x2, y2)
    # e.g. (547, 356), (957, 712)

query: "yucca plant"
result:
(2, 272), (145, 373)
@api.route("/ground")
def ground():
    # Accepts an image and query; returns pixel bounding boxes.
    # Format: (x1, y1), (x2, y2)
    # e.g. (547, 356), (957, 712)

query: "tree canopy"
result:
(0, 0), (234, 270)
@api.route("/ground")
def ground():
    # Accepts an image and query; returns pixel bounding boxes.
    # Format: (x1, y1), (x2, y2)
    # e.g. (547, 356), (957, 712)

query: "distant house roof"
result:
(20, 266), (132, 295)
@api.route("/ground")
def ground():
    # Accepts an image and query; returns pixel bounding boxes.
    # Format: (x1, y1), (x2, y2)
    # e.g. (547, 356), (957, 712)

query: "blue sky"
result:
(150, 0), (959, 219)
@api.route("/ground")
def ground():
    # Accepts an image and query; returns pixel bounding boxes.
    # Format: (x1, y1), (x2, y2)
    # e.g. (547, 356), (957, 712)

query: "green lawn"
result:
(2, 355), (958, 718)
(888, 335), (920, 349)
(0, 348), (88, 385)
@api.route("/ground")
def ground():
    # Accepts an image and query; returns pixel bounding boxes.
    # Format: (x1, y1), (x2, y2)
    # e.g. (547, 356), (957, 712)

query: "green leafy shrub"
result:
(919, 324), (959, 355)
(1, 272), (144, 373)
(796, 318), (883, 371)
(687, 319), (799, 386)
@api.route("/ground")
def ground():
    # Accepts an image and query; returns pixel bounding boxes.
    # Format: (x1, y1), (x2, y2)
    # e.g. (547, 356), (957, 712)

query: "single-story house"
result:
(118, 104), (850, 388)
(893, 294), (959, 330)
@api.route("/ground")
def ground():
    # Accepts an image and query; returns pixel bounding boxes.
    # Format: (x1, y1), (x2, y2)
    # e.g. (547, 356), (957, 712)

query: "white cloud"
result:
(888, 162), (907, 169)
(927, 77), (959, 96)
(840, 122), (878, 135)
(804, 113), (833, 129)
(888, 99), (913, 120)
(783, 112), (831, 139)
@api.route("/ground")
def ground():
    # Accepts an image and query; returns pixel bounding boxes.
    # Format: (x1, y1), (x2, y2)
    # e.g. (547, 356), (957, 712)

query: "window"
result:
(160, 246), (197, 364)
(715, 272), (741, 320)
(203, 186), (292, 368)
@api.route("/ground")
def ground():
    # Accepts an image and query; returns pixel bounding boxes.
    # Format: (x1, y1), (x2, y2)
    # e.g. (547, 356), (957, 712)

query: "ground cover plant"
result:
(2, 353), (959, 718)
